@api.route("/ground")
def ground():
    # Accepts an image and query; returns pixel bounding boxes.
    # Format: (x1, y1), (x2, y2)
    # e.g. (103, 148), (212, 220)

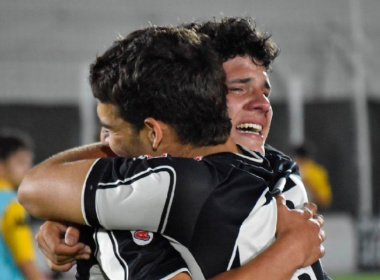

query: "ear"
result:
(144, 118), (163, 150)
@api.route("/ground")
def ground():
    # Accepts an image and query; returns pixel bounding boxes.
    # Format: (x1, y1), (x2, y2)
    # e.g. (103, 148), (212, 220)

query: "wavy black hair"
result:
(90, 26), (231, 147)
(182, 17), (280, 71)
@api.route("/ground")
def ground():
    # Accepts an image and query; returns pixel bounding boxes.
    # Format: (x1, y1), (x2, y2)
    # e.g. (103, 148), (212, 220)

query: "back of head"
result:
(0, 129), (34, 186)
(182, 17), (280, 71)
(90, 26), (231, 147)
(0, 129), (33, 161)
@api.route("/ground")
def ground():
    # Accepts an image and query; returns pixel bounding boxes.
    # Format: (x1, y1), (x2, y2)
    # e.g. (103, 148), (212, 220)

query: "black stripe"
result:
(310, 260), (325, 280)
(84, 160), (107, 227)
(189, 166), (267, 278)
(156, 168), (176, 233)
(230, 247), (240, 270)
(298, 274), (312, 280)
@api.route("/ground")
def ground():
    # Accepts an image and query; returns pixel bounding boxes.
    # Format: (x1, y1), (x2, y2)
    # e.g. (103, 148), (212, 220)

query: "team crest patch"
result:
(131, 230), (154, 246)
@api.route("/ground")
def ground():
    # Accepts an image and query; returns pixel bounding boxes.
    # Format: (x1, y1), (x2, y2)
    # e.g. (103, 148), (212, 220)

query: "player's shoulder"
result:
(264, 144), (292, 160)
(264, 144), (299, 175)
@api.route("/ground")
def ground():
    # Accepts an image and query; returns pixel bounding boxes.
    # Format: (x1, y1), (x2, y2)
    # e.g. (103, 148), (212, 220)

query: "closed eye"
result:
(228, 87), (243, 93)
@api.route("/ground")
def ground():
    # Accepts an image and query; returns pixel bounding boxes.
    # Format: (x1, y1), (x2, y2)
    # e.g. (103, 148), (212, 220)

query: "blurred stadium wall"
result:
(1, 0), (379, 274)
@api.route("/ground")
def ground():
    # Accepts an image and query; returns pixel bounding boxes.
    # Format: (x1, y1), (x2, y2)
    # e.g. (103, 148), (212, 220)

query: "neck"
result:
(159, 137), (240, 158)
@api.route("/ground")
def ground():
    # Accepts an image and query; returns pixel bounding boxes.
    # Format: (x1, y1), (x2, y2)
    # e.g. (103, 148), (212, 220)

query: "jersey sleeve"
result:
(1, 200), (36, 264)
(82, 156), (178, 232)
(264, 144), (308, 208)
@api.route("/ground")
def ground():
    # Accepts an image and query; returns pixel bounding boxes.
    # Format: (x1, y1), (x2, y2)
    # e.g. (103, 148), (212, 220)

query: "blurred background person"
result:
(292, 141), (333, 211)
(0, 129), (43, 280)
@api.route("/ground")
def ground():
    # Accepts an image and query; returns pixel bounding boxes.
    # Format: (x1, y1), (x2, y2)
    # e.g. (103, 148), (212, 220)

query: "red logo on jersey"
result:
(195, 156), (203, 161)
(161, 153), (168, 157)
(134, 231), (151, 241)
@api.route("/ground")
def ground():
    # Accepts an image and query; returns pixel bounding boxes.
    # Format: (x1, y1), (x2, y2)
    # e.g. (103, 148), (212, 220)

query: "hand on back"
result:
(35, 221), (90, 272)
(275, 195), (326, 268)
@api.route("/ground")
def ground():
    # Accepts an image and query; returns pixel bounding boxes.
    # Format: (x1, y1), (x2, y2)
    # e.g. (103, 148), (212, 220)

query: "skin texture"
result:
(225, 56), (273, 155)
(35, 198), (325, 280)
(0, 149), (33, 188)
(97, 102), (147, 157)
(29, 56), (326, 279)
(19, 124), (325, 280)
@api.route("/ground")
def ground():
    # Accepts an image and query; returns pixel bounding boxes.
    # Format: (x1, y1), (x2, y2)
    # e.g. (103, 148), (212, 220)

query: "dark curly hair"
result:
(90, 26), (231, 147)
(182, 17), (280, 71)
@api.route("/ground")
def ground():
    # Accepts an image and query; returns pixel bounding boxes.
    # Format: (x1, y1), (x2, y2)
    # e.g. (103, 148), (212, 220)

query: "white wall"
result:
(1, 0), (379, 104)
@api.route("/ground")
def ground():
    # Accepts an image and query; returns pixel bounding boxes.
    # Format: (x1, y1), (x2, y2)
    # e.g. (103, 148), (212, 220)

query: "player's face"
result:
(2, 149), (33, 187)
(224, 56), (273, 154)
(97, 101), (148, 157)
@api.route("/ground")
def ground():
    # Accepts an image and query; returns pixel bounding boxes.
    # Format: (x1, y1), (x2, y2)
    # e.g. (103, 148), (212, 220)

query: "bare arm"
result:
(18, 261), (43, 280)
(206, 196), (325, 280)
(37, 196), (324, 280)
(18, 143), (114, 224)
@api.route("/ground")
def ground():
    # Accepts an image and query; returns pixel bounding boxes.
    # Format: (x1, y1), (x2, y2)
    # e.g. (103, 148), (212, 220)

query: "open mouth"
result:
(236, 123), (262, 135)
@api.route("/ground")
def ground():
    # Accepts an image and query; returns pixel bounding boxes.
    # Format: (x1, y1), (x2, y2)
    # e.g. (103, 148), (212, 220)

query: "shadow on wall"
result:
(0, 105), (80, 164)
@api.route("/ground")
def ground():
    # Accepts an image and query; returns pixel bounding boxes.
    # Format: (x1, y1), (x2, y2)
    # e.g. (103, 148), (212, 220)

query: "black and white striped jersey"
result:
(81, 144), (325, 280)
(75, 226), (188, 280)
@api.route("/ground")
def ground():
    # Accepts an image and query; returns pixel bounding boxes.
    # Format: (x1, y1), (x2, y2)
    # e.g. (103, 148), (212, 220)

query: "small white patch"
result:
(131, 230), (154, 246)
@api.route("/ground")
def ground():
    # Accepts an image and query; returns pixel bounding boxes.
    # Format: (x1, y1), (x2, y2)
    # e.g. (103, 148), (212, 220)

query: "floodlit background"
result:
(1, 0), (379, 278)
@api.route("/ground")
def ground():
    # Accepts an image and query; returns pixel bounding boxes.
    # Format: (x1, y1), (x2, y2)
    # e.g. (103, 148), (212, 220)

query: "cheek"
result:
(12, 158), (32, 174)
(226, 97), (240, 121)
(264, 108), (273, 138)
(107, 137), (122, 155)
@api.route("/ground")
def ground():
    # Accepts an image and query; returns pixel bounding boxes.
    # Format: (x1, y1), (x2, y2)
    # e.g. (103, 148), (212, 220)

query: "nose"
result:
(243, 91), (271, 113)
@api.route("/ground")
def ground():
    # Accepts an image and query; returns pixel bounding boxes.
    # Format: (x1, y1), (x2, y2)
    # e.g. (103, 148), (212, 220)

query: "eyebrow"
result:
(227, 77), (271, 90)
(99, 121), (112, 129)
(227, 77), (252, 84)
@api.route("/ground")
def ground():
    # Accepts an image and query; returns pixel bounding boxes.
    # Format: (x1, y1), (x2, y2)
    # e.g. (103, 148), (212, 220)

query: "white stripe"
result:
(226, 242), (238, 270)
(82, 158), (101, 226)
(110, 231), (129, 279)
(95, 166), (175, 231)
(234, 144), (264, 163)
(284, 174), (308, 208)
(164, 235), (204, 280)
(95, 229), (127, 280)
(235, 189), (277, 265)
(159, 268), (191, 280)
(97, 165), (166, 186)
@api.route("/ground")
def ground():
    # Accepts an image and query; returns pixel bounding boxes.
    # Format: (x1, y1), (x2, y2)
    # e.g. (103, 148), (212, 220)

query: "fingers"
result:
(36, 221), (91, 270)
(320, 228), (326, 240)
(303, 202), (318, 216)
(45, 256), (76, 272)
(320, 245), (326, 258)
(275, 194), (286, 206)
(313, 214), (325, 227)
(65, 225), (81, 246)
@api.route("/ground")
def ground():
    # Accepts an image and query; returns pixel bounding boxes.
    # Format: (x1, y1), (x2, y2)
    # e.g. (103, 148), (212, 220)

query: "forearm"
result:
(18, 143), (112, 224)
(19, 260), (43, 280)
(208, 237), (298, 280)
(44, 142), (116, 164)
